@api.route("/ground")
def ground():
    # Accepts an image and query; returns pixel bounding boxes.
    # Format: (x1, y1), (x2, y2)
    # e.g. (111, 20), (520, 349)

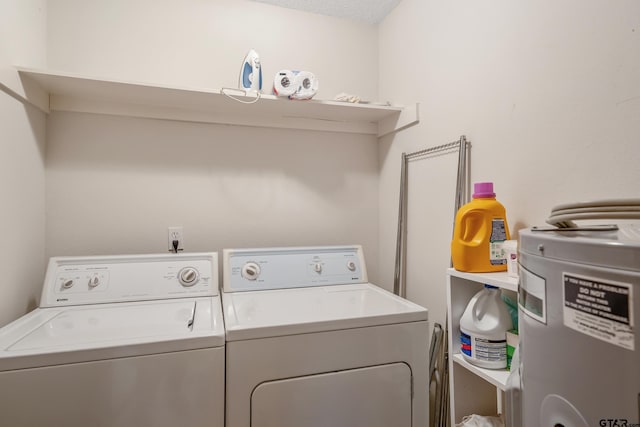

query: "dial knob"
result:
(347, 261), (356, 272)
(88, 276), (100, 288)
(314, 263), (323, 274)
(242, 262), (261, 281)
(178, 267), (199, 287)
(62, 279), (74, 289)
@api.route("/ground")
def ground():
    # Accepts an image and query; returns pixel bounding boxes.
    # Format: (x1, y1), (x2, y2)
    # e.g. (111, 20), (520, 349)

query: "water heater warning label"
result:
(563, 273), (634, 351)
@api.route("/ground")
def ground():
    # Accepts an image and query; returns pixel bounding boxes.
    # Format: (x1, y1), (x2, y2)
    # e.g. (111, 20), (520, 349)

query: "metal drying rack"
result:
(393, 135), (470, 427)
(393, 135), (469, 297)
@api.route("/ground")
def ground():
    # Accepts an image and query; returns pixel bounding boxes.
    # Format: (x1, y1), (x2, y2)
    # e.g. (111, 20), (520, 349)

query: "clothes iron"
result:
(239, 49), (262, 92)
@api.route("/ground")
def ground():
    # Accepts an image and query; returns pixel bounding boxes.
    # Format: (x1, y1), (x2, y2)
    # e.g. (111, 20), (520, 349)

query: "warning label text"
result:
(563, 273), (634, 351)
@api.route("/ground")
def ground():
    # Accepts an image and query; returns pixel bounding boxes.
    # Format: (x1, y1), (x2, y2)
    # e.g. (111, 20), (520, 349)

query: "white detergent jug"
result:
(460, 285), (513, 369)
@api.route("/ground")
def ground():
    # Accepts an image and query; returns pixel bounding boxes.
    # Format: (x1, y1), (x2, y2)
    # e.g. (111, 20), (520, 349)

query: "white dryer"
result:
(0, 253), (225, 427)
(222, 245), (429, 427)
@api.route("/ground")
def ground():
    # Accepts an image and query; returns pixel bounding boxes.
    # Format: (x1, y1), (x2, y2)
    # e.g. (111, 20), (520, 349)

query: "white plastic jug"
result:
(460, 285), (513, 369)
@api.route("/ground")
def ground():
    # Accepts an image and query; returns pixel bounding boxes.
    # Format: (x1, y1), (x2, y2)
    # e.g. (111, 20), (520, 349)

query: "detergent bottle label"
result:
(460, 331), (507, 364)
(489, 219), (507, 265)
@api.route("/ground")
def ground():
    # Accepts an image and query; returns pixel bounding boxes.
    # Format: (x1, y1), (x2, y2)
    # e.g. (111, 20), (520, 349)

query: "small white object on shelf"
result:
(501, 240), (519, 279)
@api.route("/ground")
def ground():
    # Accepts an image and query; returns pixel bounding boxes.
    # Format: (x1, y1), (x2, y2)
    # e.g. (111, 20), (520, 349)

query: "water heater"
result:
(515, 224), (639, 426)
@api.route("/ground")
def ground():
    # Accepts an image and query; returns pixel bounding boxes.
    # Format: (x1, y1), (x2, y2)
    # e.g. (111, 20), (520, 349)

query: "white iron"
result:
(239, 49), (262, 92)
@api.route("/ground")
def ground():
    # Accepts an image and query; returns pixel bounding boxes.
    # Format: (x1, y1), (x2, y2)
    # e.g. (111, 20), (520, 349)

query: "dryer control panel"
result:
(40, 252), (218, 307)
(223, 245), (367, 292)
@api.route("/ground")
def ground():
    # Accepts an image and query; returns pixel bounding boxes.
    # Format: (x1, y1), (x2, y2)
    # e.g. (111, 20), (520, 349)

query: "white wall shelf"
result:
(16, 67), (418, 137)
(447, 269), (519, 292)
(446, 268), (518, 425)
(451, 354), (510, 391)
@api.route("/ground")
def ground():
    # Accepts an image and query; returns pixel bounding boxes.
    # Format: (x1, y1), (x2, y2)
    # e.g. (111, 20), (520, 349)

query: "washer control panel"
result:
(40, 252), (218, 307)
(223, 245), (367, 292)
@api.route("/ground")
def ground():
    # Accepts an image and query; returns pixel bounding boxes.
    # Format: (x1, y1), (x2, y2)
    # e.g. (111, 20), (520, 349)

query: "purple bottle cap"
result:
(473, 182), (496, 198)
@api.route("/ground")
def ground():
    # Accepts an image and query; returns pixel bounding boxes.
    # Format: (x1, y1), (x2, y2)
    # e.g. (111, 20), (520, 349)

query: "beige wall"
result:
(45, 112), (380, 280)
(0, 96), (46, 327)
(46, 0), (379, 101)
(0, 1), (48, 327)
(0, 0), (46, 93)
(378, 0), (640, 328)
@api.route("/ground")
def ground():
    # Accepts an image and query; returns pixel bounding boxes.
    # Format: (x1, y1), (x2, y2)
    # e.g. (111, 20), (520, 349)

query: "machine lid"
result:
(222, 283), (428, 341)
(520, 223), (640, 272)
(0, 297), (224, 371)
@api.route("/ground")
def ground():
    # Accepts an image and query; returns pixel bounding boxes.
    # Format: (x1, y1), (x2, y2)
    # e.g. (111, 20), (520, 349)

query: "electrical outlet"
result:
(168, 226), (184, 252)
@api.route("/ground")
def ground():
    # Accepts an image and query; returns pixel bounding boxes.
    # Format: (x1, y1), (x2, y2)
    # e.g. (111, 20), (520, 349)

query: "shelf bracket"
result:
(1, 67), (49, 113)
(377, 102), (419, 138)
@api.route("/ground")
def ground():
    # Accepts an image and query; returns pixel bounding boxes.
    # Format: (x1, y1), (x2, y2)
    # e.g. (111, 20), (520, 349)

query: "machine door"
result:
(251, 363), (412, 427)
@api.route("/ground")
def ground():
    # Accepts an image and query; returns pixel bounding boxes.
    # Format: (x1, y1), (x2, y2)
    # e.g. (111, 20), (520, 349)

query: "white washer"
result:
(222, 245), (429, 427)
(0, 253), (225, 427)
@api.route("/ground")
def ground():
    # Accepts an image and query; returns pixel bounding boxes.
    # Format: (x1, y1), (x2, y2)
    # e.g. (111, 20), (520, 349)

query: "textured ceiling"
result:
(251, 0), (402, 24)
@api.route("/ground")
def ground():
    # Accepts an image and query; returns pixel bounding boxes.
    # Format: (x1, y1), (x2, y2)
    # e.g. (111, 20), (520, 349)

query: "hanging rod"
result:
(404, 140), (462, 161)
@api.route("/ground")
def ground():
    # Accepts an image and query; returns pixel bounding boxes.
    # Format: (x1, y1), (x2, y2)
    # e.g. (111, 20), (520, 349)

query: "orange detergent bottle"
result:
(451, 182), (510, 272)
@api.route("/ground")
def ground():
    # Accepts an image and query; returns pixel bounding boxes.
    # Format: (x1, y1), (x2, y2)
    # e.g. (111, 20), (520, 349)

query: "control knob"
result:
(314, 263), (323, 274)
(242, 262), (261, 281)
(88, 276), (100, 288)
(178, 267), (200, 287)
(62, 279), (74, 289)
(347, 261), (357, 272)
